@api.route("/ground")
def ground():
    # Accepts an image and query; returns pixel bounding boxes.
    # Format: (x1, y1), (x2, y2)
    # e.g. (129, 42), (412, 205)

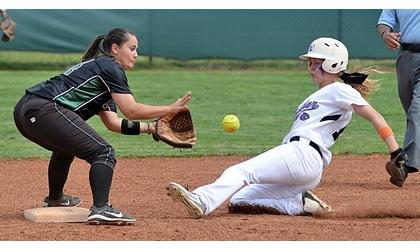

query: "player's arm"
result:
(352, 104), (399, 152)
(111, 91), (192, 120)
(354, 103), (409, 187)
(98, 110), (153, 134)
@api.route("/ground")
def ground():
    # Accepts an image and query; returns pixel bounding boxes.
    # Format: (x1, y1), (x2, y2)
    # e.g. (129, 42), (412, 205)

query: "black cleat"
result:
(43, 194), (81, 207)
(87, 203), (135, 226)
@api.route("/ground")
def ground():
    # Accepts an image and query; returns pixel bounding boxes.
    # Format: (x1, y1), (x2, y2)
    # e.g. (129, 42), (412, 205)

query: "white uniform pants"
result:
(193, 140), (324, 215)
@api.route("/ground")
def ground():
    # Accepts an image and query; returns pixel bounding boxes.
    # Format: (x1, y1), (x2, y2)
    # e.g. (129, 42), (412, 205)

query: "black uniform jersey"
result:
(26, 56), (132, 120)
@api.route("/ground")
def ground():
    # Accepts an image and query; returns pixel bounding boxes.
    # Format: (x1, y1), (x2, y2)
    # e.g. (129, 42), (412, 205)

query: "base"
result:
(24, 207), (89, 223)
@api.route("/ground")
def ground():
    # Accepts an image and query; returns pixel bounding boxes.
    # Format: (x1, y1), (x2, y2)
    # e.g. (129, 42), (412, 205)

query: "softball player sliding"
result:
(167, 37), (406, 218)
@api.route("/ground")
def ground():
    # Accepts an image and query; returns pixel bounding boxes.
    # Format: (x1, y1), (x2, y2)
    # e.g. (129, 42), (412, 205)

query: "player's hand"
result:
(169, 91), (192, 113)
(390, 148), (407, 168)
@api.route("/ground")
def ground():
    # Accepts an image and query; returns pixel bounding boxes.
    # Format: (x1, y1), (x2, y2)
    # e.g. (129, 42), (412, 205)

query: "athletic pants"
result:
(193, 140), (323, 215)
(13, 94), (116, 207)
(397, 49), (420, 171)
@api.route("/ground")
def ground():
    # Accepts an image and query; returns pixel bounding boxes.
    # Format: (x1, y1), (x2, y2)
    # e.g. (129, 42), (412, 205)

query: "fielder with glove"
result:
(1, 9), (16, 41)
(13, 28), (194, 226)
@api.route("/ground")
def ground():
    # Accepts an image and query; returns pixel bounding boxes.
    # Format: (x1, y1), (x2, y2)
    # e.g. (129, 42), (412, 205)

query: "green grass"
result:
(0, 68), (405, 159)
(0, 50), (397, 71)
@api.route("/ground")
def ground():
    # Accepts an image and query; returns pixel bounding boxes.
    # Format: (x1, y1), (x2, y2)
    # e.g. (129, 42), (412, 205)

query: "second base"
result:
(24, 207), (89, 223)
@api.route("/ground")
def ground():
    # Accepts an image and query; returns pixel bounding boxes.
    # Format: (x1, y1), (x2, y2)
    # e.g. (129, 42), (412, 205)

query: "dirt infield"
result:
(1, 155), (420, 241)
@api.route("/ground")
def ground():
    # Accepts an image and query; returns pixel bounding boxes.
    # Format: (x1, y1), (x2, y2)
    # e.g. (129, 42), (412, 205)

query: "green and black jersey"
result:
(26, 56), (131, 120)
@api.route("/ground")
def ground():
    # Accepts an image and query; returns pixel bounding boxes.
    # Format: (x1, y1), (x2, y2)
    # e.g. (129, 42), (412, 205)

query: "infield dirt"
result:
(1, 155), (420, 240)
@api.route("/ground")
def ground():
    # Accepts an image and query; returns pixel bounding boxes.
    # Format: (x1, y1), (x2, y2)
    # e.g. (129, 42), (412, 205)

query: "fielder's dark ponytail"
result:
(82, 28), (136, 62)
(82, 35), (105, 61)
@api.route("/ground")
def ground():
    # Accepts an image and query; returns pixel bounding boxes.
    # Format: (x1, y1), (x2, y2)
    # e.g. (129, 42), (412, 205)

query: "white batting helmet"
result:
(299, 37), (348, 74)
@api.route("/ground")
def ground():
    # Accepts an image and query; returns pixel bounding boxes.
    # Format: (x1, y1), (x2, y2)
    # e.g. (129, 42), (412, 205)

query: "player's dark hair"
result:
(82, 28), (136, 62)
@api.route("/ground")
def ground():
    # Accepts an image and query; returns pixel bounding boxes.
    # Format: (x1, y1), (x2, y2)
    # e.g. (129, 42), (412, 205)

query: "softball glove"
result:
(152, 109), (196, 149)
(386, 148), (408, 187)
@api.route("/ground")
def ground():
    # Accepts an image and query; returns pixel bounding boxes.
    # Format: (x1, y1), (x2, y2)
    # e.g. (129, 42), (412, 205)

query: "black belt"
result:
(290, 136), (322, 158)
(401, 43), (420, 53)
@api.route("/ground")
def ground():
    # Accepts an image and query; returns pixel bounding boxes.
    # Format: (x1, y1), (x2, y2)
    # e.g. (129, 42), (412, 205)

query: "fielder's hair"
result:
(82, 27), (136, 62)
(341, 67), (382, 99)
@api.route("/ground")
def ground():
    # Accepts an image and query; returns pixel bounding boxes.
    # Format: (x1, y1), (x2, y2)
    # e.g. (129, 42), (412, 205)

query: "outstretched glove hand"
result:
(152, 108), (196, 149)
(385, 148), (408, 187)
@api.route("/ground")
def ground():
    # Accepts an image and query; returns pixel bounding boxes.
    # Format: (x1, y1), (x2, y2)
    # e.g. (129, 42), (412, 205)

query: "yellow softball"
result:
(223, 114), (240, 133)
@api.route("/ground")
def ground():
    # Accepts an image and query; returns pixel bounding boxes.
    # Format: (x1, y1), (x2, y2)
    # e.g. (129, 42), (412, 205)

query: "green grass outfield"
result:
(0, 67), (406, 159)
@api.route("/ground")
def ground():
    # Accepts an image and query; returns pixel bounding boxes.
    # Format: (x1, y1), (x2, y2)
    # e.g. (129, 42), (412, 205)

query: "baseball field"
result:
(1, 54), (420, 241)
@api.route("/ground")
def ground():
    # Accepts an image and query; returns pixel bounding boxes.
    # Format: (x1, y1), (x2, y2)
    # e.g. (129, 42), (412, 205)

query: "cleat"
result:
(87, 202), (135, 226)
(166, 182), (205, 219)
(302, 191), (331, 215)
(43, 194), (81, 207)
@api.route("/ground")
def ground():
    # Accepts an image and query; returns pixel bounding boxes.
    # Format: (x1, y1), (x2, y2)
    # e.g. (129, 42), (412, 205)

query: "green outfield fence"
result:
(0, 9), (396, 60)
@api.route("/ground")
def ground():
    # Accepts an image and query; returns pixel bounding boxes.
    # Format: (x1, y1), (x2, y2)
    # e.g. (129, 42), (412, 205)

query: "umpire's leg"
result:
(397, 50), (420, 172)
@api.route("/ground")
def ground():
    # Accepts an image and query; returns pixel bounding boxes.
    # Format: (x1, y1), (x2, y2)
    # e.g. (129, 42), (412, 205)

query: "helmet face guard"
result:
(299, 37), (348, 74)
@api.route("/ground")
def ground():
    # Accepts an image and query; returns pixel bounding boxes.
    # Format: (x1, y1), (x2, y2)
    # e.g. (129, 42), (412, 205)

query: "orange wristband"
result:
(378, 126), (393, 140)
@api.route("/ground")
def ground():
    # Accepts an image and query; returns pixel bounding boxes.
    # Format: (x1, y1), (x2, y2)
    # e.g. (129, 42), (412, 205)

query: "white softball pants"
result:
(193, 140), (324, 215)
